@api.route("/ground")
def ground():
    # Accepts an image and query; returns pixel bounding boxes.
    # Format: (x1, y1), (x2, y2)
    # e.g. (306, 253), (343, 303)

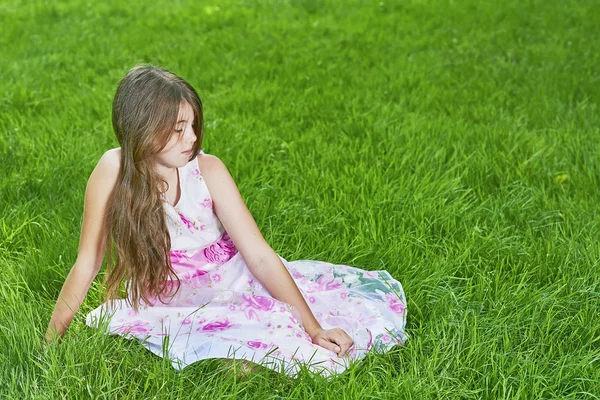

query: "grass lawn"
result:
(1, 0), (599, 398)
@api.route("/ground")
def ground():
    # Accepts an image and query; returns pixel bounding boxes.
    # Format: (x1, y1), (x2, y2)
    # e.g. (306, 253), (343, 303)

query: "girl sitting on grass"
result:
(45, 65), (407, 376)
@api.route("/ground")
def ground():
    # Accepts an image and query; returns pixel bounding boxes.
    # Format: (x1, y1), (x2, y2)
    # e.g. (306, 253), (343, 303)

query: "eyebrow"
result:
(176, 119), (188, 123)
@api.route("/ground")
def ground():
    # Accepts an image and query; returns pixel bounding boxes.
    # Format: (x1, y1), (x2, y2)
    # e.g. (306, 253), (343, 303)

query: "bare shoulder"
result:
(195, 153), (240, 212)
(85, 148), (121, 194)
(196, 153), (227, 177)
(96, 147), (121, 177)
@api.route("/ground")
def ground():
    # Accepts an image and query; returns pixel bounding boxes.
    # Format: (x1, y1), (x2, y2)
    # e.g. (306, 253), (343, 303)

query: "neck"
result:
(152, 164), (179, 196)
(154, 163), (178, 181)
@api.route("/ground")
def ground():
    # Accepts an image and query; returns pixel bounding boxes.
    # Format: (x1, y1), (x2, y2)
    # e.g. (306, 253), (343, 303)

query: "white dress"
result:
(86, 154), (407, 376)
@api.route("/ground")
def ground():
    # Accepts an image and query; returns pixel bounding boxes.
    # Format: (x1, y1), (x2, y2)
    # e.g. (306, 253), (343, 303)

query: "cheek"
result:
(160, 136), (180, 154)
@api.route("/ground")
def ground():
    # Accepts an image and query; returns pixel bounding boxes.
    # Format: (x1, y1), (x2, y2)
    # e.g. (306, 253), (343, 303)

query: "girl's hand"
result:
(309, 327), (354, 357)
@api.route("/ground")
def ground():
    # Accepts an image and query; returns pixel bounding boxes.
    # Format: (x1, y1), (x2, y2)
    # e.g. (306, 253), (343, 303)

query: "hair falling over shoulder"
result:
(102, 65), (204, 311)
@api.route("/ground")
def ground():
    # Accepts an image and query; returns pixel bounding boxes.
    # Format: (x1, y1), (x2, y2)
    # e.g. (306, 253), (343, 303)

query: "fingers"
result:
(315, 337), (341, 354)
(332, 328), (354, 357)
(316, 328), (354, 357)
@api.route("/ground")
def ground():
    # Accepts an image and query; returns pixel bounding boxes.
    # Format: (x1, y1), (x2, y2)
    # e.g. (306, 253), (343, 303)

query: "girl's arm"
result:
(45, 150), (120, 342)
(198, 154), (354, 356)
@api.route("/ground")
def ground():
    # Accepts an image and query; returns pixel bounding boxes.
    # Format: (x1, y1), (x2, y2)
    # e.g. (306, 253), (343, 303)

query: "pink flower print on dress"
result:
(201, 318), (235, 332)
(308, 273), (343, 292)
(247, 340), (270, 350)
(170, 250), (189, 264)
(201, 198), (213, 209)
(117, 320), (151, 335)
(244, 309), (259, 321)
(204, 244), (230, 264)
(211, 273), (222, 283)
(189, 273), (211, 289)
(192, 168), (200, 176)
(291, 270), (304, 279)
(241, 294), (275, 311)
(240, 294), (275, 321)
(179, 271), (192, 280)
(190, 268), (208, 279)
(203, 233), (237, 263)
(179, 213), (197, 231)
(383, 293), (406, 315)
(363, 271), (379, 279)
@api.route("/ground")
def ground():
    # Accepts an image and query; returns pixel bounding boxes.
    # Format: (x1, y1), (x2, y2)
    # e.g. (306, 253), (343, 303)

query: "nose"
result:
(185, 124), (196, 144)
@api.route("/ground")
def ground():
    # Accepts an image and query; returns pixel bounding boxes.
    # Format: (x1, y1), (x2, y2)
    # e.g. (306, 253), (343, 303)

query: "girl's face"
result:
(155, 101), (196, 172)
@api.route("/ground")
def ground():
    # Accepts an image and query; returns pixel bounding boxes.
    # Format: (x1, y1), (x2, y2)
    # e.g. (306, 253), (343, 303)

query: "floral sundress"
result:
(86, 153), (407, 376)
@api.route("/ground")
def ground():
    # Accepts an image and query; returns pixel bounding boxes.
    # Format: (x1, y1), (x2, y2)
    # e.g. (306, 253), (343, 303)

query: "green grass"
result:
(1, 0), (599, 398)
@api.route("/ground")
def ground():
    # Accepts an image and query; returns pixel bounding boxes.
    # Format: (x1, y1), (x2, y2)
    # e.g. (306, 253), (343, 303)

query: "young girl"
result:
(45, 65), (407, 376)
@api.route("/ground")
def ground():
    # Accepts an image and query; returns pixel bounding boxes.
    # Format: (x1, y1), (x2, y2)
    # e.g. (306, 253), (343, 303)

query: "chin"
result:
(179, 155), (193, 165)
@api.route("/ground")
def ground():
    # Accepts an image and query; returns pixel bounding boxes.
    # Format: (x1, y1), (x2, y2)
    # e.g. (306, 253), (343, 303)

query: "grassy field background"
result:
(1, 0), (599, 398)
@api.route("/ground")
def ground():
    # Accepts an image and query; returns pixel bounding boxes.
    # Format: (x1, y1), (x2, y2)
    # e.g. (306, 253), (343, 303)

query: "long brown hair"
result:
(103, 65), (203, 311)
